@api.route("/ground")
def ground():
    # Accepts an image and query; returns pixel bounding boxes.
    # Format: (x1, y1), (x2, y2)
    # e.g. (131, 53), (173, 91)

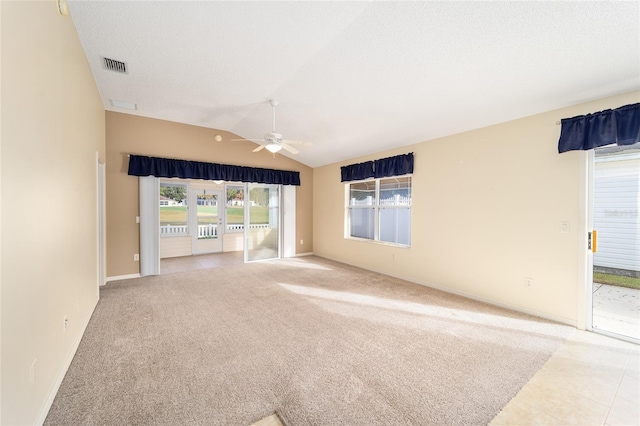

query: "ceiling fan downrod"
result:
(270, 99), (278, 133)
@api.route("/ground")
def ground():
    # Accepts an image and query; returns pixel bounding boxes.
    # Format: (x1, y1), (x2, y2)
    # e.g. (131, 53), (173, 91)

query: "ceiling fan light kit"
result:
(265, 143), (282, 153)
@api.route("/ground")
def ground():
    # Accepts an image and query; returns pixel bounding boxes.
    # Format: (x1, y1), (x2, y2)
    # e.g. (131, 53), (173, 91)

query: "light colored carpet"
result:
(44, 256), (572, 425)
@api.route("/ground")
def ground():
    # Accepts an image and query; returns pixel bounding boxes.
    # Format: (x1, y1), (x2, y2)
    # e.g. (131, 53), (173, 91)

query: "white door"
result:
(190, 188), (224, 255)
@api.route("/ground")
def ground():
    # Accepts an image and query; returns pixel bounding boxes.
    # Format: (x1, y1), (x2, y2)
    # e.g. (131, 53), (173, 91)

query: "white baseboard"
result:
(105, 273), (141, 283)
(316, 254), (577, 328)
(35, 299), (98, 425)
(295, 252), (314, 257)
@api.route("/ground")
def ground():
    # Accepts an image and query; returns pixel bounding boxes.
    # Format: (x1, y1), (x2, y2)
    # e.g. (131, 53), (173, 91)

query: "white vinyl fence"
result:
(351, 194), (411, 206)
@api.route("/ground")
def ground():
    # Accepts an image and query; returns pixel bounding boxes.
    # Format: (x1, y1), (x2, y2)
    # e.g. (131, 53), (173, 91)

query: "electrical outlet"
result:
(134, 253), (139, 261)
(300, 239), (304, 245)
(63, 315), (68, 332)
(30, 359), (37, 385)
(524, 277), (534, 288)
(135, 216), (140, 224)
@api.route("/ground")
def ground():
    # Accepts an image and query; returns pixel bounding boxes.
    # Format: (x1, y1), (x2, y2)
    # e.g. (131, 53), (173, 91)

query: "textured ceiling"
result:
(68, 1), (640, 167)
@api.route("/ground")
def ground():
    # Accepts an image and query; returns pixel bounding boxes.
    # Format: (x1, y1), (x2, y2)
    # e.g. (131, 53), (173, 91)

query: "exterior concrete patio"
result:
(593, 283), (640, 341)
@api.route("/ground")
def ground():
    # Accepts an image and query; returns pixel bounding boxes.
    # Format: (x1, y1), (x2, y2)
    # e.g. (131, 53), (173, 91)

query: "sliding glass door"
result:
(589, 143), (640, 343)
(245, 183), (280, 262)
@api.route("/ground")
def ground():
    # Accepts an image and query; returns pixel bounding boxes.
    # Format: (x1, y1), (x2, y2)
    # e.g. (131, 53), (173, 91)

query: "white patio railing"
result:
(198, 224), (217, 238)
(160, 223), (271, 237)
(160, 224), (189, 235)
(226, 223), (270, 231)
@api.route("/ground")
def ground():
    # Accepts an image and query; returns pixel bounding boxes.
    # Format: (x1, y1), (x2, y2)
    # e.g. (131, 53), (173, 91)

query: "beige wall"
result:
(106, 112), (313, 277)
(1, 2), (105, 424)
(0, 3), (3, 422)
(314, 91), (640, 326)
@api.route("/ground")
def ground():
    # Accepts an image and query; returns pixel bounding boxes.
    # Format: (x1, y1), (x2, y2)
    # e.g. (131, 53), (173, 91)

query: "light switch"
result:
(560, 221), (570, 233)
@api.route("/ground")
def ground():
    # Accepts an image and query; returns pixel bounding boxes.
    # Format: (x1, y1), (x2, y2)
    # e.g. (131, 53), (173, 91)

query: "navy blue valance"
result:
(374, 153), (414, 178)
(128, 155), (300, 186)
(341, 153), (414, 182)
(558, 103), (640, 153)
(340, 160), (374, 182)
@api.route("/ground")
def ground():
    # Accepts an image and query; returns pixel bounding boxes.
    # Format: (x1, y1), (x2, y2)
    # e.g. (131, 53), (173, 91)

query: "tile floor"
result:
(161, 254), (639, 425)
(251, 413), (284, 426)
(491, 329), (639, 426)
(160, 251), (244, 275)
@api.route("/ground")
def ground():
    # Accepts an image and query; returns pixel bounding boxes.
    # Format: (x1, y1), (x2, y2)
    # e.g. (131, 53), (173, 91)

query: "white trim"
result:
(35, 299), (98, 425)
(283, 185), (296, 258)
(295, 252), (315, 257)
(317, 254), (577, 328)
(96, 154), (106, 287)
(591, 327), (639, 345)
(579, 150), (594, 331)
(344, 235), (410, 249)
(140, 176), (160, 276)
(106, 273), (141, 282)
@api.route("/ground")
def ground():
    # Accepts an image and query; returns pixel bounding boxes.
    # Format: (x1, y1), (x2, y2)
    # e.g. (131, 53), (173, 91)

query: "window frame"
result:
(345, 174), (412, 247)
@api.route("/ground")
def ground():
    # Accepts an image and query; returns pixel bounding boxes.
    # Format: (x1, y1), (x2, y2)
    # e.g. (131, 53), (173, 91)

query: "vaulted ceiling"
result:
(68, 1), (639, 167)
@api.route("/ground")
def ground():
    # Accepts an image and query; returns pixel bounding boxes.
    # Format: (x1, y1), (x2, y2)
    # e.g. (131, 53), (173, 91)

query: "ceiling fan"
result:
(233, 100), (312, 155)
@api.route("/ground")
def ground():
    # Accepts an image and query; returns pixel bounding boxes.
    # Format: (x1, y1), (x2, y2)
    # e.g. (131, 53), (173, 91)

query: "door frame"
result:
(579, 149), (595, 332)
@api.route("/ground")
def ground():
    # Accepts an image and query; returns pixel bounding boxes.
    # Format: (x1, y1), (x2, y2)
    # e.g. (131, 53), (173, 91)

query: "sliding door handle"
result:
(588, 230), (598, 252)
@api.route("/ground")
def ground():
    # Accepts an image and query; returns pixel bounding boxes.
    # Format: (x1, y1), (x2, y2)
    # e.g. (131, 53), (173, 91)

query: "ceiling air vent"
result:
(102, 57), (127, 74)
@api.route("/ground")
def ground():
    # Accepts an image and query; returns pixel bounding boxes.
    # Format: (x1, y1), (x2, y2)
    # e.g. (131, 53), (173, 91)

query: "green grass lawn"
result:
(197, 206), (218, 225)
(198, 206), (218, 215)
(226, 207), (243, 225)
(225, 207), (269, 224)
(594, 272), (640, 290)
(160, 206), (188, 226)
(160, 206), (269, 226)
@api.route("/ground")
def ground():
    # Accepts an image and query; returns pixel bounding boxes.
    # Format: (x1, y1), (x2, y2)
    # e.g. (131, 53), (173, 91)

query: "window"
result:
(346, 176), (411, 246)
(159, 183), (188, 236)
(226, 184), (245, 232)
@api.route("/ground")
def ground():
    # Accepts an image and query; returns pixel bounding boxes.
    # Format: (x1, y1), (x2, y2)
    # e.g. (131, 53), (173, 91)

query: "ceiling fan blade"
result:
(283, 139), (313, 147)
(280, 144), (299, 154)
(231, 138), (266, 142)
(252, 145), (266, 152)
